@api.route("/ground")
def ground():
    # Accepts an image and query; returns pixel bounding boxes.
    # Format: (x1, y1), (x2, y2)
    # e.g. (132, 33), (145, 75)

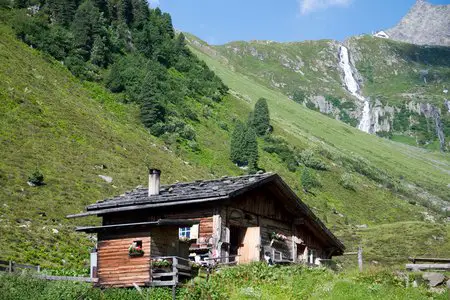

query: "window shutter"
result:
(190, 224), (199, 239)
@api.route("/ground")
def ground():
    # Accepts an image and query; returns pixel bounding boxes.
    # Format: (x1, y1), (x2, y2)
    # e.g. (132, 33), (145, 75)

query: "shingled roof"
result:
(67, 172), (274, 218)
(67, 172), (344, 251)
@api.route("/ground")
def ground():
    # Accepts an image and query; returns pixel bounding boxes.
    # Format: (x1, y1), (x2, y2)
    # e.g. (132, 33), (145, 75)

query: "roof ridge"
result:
(157, 171), (274, 188)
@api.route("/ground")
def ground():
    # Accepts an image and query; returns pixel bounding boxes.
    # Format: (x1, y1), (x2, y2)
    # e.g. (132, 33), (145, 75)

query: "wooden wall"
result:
(104, 207), (215, 242)
(150, 227), (180, 257)
(97, 233), (151, 287)
(233, 188), (297, 222)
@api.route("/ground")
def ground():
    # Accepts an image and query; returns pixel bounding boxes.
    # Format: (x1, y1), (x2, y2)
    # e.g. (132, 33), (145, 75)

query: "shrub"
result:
(262, 135), (298, 172)
(298, 149), (327, 170)
(28, 169), (44, 186)
(339, 173), (357, 191)
(180, 124), (196, 141)
(301, 168), (321, 191)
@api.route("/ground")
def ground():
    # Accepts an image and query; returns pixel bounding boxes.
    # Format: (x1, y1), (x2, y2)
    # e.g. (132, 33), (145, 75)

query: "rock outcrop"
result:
(386, 0), (450, 46)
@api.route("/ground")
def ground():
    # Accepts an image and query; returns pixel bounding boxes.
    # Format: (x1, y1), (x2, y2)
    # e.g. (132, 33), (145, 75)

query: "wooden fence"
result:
(406, 257), (450, 271)
(0, 259), (96, 282)
(0, 260), (40, 273)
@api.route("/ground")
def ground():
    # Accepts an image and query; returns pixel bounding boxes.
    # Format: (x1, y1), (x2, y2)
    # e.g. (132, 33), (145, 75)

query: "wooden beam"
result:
(406, 263), (450, 271)
(408, 257), (450, 264)
(67, 196), (229, 218)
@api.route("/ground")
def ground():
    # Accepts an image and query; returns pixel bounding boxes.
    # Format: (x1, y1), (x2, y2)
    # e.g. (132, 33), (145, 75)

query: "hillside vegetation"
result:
(1, 264), (449, 299)
(0, 2), (449, 274)
(187, 33), (450, 149)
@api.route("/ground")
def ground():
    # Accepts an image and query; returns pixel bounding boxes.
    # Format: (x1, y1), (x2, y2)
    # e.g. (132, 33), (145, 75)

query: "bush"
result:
(301, 168), (321, 191)
(262, 135), (298, 172)
(28, 169), (44, 186)
(339, 173), (357, 191)
(298, 149), (327, 170)
(180, 124), (196, 141)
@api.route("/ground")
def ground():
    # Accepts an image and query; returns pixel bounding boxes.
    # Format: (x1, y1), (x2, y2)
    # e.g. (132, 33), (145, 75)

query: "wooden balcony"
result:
(148, 256), (192, 287)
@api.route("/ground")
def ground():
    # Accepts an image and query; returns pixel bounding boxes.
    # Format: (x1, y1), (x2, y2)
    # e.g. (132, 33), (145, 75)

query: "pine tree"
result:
(230, 121), (246, 166)
(120, 0), (133, 25)
(90, 35), (107, 67)
(244, 125), (259, 173)
(252, 98), (270, 136)
(93, 0), (109, 21)
(131, 0), (149, 29)
(47, 0), (77, 26)
(71, 0), (106, 60)
(230, 121), (259, 171)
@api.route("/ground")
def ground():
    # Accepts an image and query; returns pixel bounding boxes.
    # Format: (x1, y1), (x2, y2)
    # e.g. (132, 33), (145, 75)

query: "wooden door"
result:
(238, 227), (261, 264)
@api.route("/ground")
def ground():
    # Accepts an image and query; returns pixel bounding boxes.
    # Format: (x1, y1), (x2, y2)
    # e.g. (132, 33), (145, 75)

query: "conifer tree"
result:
(90, 35), (108, 67)
(230, 121), (259, 171)
(244, 125), (259, 173)
(120, 0), (133, 25)
(47, 0), (77, 26)
(230, 121), (246, 166)
(252, 98), (270, 136)
(71, 0), (105, 59)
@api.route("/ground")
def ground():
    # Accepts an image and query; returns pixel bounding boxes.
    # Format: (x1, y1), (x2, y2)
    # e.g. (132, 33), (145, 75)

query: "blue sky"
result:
(149, 0), (449, 45)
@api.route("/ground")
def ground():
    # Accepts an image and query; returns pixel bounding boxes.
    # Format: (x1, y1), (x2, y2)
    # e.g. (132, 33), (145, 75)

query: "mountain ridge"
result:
(386, 0), (450, 47)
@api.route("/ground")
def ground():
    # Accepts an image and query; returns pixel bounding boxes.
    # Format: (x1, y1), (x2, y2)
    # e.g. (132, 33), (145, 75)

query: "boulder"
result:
(446, 279), (450, 289)
(98, 175), (113, 183)
(422, 272), (445, 287)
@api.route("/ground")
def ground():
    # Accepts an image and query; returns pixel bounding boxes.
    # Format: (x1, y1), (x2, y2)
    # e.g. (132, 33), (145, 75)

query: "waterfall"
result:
(338, 45), (371, 133)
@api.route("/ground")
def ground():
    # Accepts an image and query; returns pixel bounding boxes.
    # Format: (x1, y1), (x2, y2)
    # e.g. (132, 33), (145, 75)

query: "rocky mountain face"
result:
(187, 32), (450, 151)
(386, 0), (450, 47)
(185, 1), (450, 152)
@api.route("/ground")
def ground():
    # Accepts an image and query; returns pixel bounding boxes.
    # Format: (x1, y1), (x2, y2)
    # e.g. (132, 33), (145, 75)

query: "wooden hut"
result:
(69, 169), (344, 287)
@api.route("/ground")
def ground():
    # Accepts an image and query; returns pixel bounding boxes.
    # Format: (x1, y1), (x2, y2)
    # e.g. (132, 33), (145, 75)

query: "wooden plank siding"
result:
(260, 217), (293, 261)
(97, 234), (151, 287)
(232, 188), (297, 222)
(150, 227), (180, 257)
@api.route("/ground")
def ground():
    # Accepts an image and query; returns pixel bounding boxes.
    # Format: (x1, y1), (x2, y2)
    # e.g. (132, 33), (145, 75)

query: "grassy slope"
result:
(188, 42), (450, 200)
(349, 35), (450, 106)
(0, 20), (449, 272)
(1, 264), (449, 299)
(0, 25), (247, 269)
(188, 40), (450, 263)
(197, 34), (450, 108)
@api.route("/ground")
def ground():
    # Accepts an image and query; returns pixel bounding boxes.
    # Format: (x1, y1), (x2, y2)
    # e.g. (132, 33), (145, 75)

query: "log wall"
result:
(150, 227), (180, 257)
(97, 233), (151, 287)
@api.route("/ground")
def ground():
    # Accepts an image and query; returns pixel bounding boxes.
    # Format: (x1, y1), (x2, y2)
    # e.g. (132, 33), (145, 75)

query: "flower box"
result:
(152, 259), (172, 268)
(128, 241), (144, 257)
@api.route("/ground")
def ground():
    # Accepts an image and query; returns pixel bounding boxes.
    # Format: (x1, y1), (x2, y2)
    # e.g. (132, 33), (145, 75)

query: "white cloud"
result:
(148, 0), (160, 7)
(298, 0), (352, 15)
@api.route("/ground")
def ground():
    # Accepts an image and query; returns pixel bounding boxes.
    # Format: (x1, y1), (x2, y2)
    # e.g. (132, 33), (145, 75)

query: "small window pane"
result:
(179, 227), (191, 238)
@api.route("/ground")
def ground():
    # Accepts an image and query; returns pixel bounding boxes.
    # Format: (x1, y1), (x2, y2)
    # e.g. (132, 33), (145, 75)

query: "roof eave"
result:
(76, 218), (200, 233)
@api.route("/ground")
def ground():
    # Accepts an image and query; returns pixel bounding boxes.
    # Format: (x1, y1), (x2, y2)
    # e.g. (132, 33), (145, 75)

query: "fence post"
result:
(358, 246), (363, 272)
(37, 265), (41, 273)
(172, 257), (178, 300)
(8, 260), (12, 273)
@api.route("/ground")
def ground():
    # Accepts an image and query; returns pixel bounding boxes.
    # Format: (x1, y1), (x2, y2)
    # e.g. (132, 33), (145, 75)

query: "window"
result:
(179, 227), (191, 239)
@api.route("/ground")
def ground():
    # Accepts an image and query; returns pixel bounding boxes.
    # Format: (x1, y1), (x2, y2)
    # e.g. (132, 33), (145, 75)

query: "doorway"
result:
(229, 226), (261, 264)
(296, 244), (306, 262)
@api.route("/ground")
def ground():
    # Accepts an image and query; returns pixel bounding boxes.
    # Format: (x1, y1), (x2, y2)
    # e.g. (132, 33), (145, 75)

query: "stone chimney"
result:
(148, 169), (161, 196)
